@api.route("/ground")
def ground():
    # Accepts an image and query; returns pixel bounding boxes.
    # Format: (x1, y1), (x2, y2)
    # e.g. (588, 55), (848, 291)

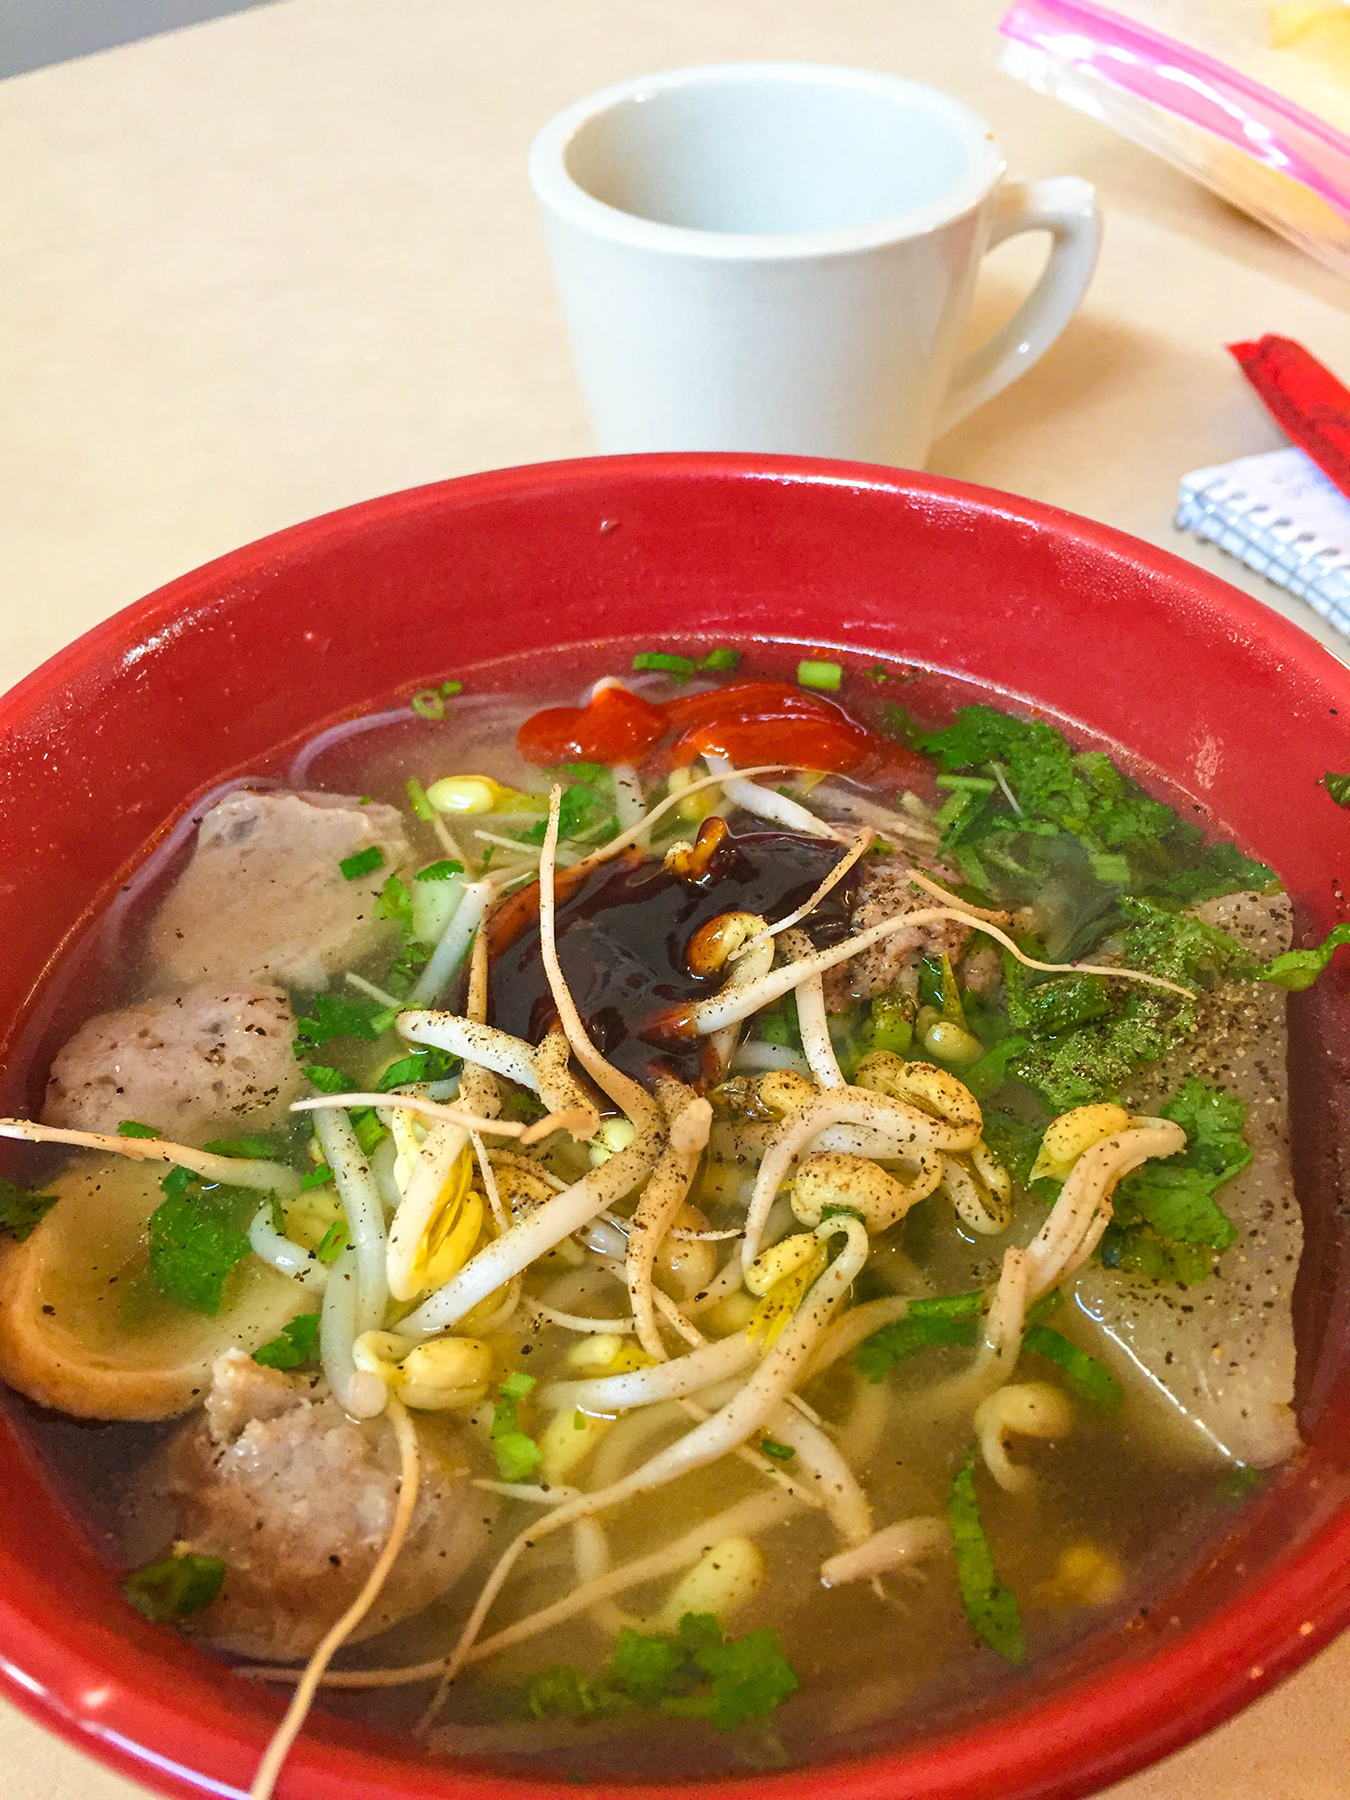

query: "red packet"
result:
(1228, 335), (1350, 501)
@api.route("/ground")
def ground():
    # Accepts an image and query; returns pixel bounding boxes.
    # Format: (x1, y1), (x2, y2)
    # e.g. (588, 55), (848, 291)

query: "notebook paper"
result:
(1176, 445), (1350, 637)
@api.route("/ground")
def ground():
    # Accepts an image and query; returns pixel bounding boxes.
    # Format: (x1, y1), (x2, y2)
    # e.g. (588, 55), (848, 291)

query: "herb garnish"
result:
(527, 1613), (798, 1730)
(948, 1450), (1025, 1664)
(492, 1370), (542, 1482)
(293, 993), (385, 1056)
(146, 1171), (256, 1315)
(253, 1311), (321, 1370)
(338, 845), (385, 881)
(0, 1176), (58, 1242)
(123, 1553), (226, 1622)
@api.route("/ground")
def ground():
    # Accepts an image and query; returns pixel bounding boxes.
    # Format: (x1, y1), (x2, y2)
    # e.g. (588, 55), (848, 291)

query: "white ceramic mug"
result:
(529, 62), (1101, 466)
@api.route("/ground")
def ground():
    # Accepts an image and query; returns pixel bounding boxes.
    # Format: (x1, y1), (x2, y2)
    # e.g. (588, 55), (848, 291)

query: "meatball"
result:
(145, 790), (410, 992)
(168, 1350), (491, 1661)
(43, 983), (302, 1137)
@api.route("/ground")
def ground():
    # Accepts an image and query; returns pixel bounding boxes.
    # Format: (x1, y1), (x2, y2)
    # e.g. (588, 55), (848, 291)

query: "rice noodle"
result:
(423, 1215), (869, 1709)
(98, 775), (287, 967)
(248, 1395), (420, 1796)
(259, 1490), (798, 1693)
(287, 706), (428, 786)
(703, 754), (844, 840)
(408, 877), (493, 1007)
(314, 1109), (388, 1341)
(539, 1330), (757, 1414)
(247, 1205), (328, 1292)
(0, 1120), (299, 1197)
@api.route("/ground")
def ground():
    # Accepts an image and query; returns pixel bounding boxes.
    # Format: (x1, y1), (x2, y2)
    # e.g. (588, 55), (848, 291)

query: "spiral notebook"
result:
(1175, 446), (1350, 638)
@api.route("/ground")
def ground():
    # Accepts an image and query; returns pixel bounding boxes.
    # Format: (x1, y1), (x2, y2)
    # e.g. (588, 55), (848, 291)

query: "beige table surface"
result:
(2, 1), (1349, 1795)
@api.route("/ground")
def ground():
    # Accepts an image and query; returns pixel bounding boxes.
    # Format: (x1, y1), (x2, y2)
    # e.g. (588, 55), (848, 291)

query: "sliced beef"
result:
(145, 790), (410, 992)
(42, 984), (302, 1137)
(168, 1349), (491, 1661)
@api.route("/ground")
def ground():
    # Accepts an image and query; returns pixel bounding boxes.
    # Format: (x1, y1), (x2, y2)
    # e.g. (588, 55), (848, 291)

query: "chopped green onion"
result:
(415, 859), (464, 881)
(439, 679), (463, 697)
(371, 1005), (401, 1035)
(633, 651), (697, 679)
(796, 659), (842, 692)
(315, 1221), (349, 1265)
(123, 1553), (226, 1622)
(500, 1369), (537, 1400)
(338, 845), (384, 881)
(492, 1372), (541, 1481)
(1324, 772), (1350, 808)
(300, 1162), (333, 1192)
(935, 774), (997, 792)
(699, 648), (742, 671)
(117, 1119), (160, 1138)
(405, 776), (435, 821)
(863, 666), (889, 681)
(758, 1438), (795, 1461)
(1088, 850), (1132, 886)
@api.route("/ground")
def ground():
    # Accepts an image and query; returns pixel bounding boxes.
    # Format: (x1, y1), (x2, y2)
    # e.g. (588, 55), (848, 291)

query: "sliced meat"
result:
(145, 790), (410, 992)
(1070, 890), (1301, 1469)
(42, 984), (302, 1138)
(168, 1349), (491, 1661)
(822, 856), (971, 1008)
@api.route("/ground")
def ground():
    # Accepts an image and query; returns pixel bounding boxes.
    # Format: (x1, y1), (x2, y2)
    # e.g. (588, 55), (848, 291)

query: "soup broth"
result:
(0, 641), (1317, 1786)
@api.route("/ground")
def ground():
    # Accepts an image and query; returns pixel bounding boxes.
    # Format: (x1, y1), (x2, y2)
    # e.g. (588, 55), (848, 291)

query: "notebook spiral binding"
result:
(1176, 448), (1350, 639)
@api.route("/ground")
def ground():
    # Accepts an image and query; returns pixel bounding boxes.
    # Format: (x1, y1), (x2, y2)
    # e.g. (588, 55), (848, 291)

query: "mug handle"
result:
(935, 176), (1102, 438)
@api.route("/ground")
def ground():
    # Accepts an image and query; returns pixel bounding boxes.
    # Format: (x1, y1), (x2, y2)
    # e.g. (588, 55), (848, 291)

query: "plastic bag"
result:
(998, 1), (1350, 277)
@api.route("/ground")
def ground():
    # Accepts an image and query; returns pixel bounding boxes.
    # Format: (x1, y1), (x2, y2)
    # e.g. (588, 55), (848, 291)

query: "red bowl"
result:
(1, 454), (1348, 1800)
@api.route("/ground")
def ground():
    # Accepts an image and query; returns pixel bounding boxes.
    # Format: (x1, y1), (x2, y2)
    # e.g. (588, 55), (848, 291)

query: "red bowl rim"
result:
(1, 451), (1347, 1800)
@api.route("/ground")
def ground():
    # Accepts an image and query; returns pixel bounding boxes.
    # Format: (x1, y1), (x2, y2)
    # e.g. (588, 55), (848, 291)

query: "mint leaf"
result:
(1259, 921), (1350, 992)
(293, 993), (384, 1055)
(253, 1311), (321, 1370)
(948, 1450), (1025, 1664)
(123, 1553), (225, 1622)
(1022, 1325), (1122, 1410)
(0, 1176), (58, 1242)
(147, 1178), (255, 1315)
(857, 1291), (984, 1381)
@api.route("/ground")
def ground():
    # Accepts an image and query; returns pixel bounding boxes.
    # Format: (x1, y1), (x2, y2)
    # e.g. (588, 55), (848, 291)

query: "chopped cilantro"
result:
(1259, 921), (1350, 992)
(414, 859), (464, 881)
(1021, 1326), (1122, 1410)
(116, 1119), (160, 1139)
(948, 1450), (1025, 1664)
(633, 651), (696, 678)
(1324, 772), (1350, 808)
(147, 1175), (255, 1315)
(374, 873), (414, 933)
(527, 1614), (798, 1731)
(492, 1371), (541, 1481)
(253, 1311), (321, 1370)
(516, 781), (613, 846)
(293, 992), (384, 1055)
(123, 1553), (225, 1622)
(338, 845), (384, 881)
(0, 1176), (58, 1242)
(901, 703), (1274, 913)
(315, 1220), (348, 1264)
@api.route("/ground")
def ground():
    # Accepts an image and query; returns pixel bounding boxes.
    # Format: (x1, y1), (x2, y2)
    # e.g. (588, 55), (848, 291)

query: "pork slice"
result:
(822, 856), (971, 1009)
(145, 790), (410, 992)
(42, 984), (302, 1137)
(169, 1349), (491, 1661)
(1069, 890), (1301, 1469)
